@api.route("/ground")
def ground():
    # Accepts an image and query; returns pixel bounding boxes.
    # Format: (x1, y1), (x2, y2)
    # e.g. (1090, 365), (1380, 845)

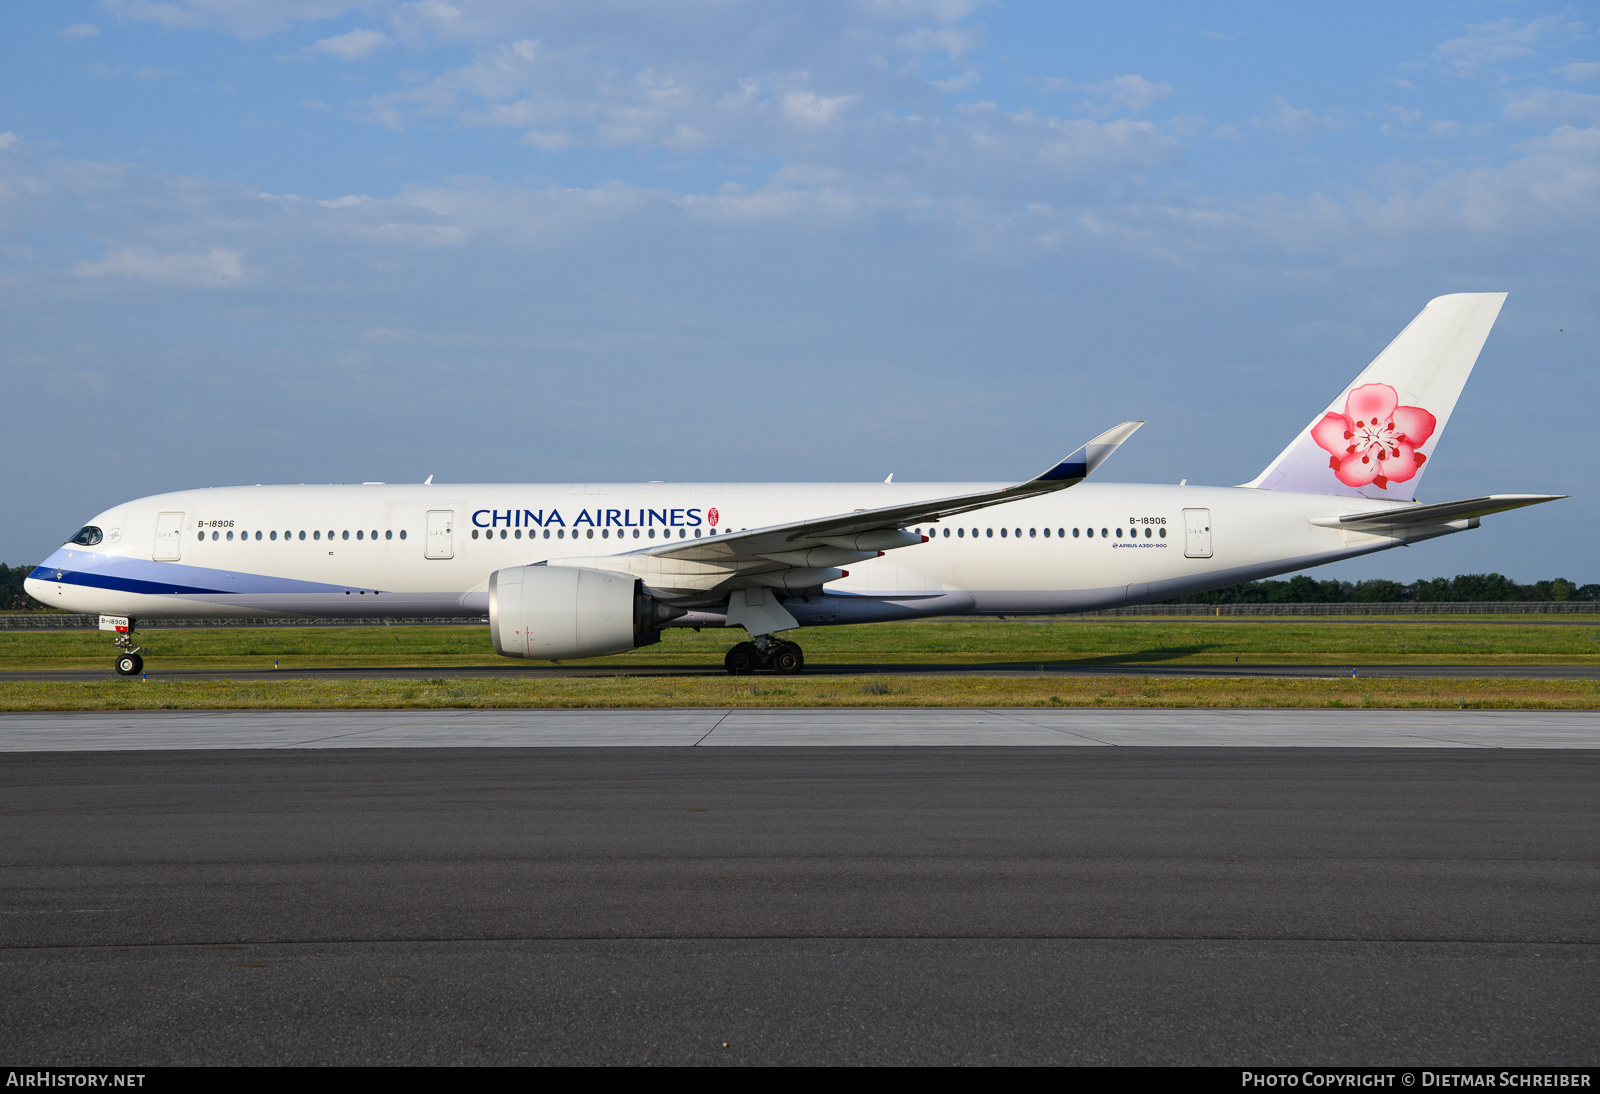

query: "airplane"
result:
(27, 292), (1562, 677)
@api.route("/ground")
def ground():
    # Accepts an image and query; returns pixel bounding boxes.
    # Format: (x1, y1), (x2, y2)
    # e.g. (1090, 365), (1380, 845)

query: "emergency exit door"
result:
(425, 510), (455, 559)
(1183, 508), (1212, 558)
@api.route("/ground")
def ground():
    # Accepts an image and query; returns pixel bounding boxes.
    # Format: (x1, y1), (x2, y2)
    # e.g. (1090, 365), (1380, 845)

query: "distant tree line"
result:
(1168, 573), (1600, 604)
(0, 564), (42, 610)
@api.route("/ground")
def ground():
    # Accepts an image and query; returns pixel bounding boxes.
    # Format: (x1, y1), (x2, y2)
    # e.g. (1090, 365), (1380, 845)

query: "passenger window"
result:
(472, 529), (479, 540)
(371, 530), (378, 540)
(1145, 527), (1152, 538)
(943, 528), (950, 538)
(1031, 528), (1037, 538)
(1000, 528), (1007, 538)
(1159, 527), (1166, 538)
(270, 531), (277, 541)
(1115, 528), (1122, 538)
(602, 529), (610, 538)
(1085, 528), (1092, 538)
(227, 531), (234, 541)
(633, 529), (640, 538)
(357, 530), (364, 540)
(957, 528), (964, 538)
(342, 530), (349, 541)
(1058, 528), (1065, 538)
(314, 531), (321, 540)
(648, 529), (656, 539)
(515, 529), (522, 539)
(399, 530), (406, 540)
(299, 531), (306, 541)
(586, 529), (594, 539)
(197, 531), (204, 541)
(557, 529), (565, 539)
(1101, 528), (1108, 538)
(1015, 528), (1022, 538)
(386, 530), (392, 540)
(1073, 528), (1080, 538)
(256, 531), (263, 541)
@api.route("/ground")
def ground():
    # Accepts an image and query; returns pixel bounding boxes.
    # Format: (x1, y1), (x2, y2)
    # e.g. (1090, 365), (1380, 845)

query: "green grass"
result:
(3, 617), (1599, 673)
(1, 673), (1598, 711)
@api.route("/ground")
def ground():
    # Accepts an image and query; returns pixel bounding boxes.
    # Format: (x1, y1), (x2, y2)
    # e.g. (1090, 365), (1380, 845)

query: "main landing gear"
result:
(724, 634), (805, 675)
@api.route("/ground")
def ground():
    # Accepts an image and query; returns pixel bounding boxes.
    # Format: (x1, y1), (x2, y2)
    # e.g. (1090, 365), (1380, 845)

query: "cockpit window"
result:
(68, 526), (103, 546)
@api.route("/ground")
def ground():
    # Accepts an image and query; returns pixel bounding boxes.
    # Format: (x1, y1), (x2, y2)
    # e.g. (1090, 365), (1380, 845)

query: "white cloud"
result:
(75, 247), (244, 286)
(897, 25), (983, 60)
(781, 91), (853, 125)
(1555, 61), (1600, 83)
(60, 23), (101, 39)
(312, 28), (393, 60)
(1104, 74), (1174, 113)
(1037, 74), (1175, 115)
(1251, 97), (1346, 140)
(932, 70), (979, 92)
(1433, 16), (1583, 76)
(0, 132), (23, 157)
(1504, 89), (1600, 126)
(100, 0), (372, 37)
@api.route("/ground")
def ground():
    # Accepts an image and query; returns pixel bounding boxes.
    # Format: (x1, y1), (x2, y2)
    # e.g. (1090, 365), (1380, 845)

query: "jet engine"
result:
(489, 564), (684, 660)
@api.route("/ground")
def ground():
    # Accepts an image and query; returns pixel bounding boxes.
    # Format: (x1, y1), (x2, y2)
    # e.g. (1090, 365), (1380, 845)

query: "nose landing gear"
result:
(102, 616), (144, 676)
(724, 634), (805, 675)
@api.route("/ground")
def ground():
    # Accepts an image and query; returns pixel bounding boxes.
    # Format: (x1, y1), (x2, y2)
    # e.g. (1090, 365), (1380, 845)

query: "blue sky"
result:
(2, 1), (1596, 583)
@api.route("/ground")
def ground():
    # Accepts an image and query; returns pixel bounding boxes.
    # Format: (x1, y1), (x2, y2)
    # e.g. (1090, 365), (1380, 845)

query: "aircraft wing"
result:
(641, 420), (1144, 562)
(544, 421), (1143, 598)
(1315, 494), (1565, 530)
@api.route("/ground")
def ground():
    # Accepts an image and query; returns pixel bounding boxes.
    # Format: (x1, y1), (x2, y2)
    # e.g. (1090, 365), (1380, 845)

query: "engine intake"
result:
(489, 564), (683, 660)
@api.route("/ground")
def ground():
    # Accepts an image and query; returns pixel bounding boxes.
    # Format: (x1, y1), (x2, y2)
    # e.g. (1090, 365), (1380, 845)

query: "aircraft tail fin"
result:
(1243, 292), (1507, 500)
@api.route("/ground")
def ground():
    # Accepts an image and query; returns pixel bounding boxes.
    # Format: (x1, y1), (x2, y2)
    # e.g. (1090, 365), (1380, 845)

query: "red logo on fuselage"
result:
(707, 508), (720, 527)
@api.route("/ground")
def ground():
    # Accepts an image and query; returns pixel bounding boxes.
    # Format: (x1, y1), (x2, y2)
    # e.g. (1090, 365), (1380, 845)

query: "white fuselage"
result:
(27, 481), (1454, 626)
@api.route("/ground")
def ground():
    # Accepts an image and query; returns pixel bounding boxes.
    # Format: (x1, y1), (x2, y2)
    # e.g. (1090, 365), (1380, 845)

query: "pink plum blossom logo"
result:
(1311, 383), (1436, 490)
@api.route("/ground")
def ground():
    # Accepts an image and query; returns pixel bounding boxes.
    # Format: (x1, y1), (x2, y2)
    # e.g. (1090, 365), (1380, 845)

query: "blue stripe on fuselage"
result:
(32, 550), (367, 597)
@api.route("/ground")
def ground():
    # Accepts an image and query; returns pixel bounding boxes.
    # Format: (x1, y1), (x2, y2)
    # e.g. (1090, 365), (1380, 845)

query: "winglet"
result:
(1027, 421), (1145, 486)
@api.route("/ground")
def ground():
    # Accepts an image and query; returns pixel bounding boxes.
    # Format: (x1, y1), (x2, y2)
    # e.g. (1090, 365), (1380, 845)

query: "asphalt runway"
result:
(3, 707), (1600, 750)
(7, 660), (1600, 681)
(2, 735), (1597, 1065)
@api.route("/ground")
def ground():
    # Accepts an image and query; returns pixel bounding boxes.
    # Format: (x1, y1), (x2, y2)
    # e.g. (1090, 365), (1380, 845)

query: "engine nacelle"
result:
(489, 565), (681, 660)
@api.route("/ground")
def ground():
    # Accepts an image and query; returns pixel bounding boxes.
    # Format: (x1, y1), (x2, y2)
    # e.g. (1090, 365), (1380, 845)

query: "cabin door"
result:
(1183, 509), (1212, 559)
(425, 510), (455, 559)
(154, 512), (185, 561)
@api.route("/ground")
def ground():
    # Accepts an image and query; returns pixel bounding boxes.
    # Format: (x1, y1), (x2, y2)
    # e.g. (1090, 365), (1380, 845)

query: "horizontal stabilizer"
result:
(1310, 494), (1564, 530)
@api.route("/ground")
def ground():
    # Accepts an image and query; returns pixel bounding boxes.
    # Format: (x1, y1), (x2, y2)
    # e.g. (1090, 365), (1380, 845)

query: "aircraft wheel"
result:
(724, 643), (759, 676)
(115, 653), (143, 676)
(771, 642), (804, 675)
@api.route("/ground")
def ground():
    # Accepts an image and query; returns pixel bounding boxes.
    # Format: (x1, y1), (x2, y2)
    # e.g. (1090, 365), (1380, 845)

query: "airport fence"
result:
(1081, 601), (1600, 617)
(1, 602), (1597, 629)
